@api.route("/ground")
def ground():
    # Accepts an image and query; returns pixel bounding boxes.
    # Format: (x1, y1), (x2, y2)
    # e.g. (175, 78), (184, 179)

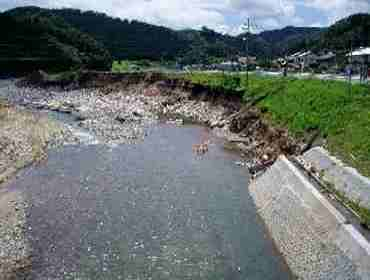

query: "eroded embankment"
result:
(4, 71), (370, 279)
(1, 75), (297, 279)
(20, 71), (303, 171)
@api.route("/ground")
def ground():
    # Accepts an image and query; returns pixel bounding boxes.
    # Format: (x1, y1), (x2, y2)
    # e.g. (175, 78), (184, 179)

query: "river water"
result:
(5, 121), (292, 279)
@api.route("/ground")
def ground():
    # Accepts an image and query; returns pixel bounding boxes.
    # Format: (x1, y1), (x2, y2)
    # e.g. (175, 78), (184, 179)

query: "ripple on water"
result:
(5, 124), (292, 280)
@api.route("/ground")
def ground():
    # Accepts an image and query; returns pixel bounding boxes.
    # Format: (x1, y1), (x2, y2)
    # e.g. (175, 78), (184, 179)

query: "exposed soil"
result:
(19, 71), (304, 171)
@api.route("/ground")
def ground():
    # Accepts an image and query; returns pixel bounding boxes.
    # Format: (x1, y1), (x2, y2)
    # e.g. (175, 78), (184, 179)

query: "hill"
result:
(2, 6), (324, 64)
(0, 7), (112, 74)
(50, 8), (186, 61)
(1, 6), (369, 70)
(51, 9), (271, 63)
(257, 26), (322, 55)
(311, 13), (370, 52)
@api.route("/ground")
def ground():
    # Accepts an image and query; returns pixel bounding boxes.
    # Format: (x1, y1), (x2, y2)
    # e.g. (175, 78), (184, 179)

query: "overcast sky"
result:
(1, 0), (369, 34)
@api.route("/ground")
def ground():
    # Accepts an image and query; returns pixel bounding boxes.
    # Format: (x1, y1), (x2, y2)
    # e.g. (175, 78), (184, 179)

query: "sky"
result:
(0, 0), (369, 34)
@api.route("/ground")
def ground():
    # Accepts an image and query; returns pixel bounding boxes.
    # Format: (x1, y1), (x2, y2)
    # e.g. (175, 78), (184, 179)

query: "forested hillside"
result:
(0, 7), (112, 74)
(51, 9), (271, 63)
(51, 8), (186, 61)
(1, 6), (369, 73)
(311, 13), (370, 51)
(257, 26), (322, 55)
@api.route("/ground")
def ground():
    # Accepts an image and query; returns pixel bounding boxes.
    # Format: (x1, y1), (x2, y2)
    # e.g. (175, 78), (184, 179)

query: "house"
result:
(315, 51), (337, 71)
(348, 47), (370, 64)
(347, 47), (370, 80)
(238, 56), (257, 65)
(213, 61), (241, 71)
(286, 51), (317, 69)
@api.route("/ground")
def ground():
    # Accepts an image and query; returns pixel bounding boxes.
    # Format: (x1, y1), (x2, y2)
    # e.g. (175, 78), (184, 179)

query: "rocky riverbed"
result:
(5, 75), (301, 165)
(0, 101), (68, 279)
(0, 74), (303, 279)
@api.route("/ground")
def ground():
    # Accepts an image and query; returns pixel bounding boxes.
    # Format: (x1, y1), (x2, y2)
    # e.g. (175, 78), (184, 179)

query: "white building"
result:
(347, 47), (370, 64)
(286, 51), (317, 68)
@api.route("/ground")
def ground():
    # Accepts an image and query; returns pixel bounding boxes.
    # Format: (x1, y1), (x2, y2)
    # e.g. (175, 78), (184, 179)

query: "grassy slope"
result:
(186, 73), (370, 177)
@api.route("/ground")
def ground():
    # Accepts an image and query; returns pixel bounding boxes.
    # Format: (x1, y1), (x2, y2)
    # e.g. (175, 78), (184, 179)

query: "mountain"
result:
(2, 6), (323, 65)
(1, 6), (369, 73)
(257, 26), (322, 55)
(0, 7), (112, 74)
(48, 8), (187, 61)
(177, 27), (272, 64)
(49, 9), (272, 63)
(311, 13), (370, 52)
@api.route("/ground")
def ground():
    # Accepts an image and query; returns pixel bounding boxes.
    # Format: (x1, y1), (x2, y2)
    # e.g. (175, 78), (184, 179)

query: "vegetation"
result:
(186, 72), (370, 177)
(257, 26), (322, 56)
(320, 177), (370, 228)
(1, 7), (368, 70)
(312, 13), (370, 52)
(111, 60), (175, 73)
(0, 7), (112, 74)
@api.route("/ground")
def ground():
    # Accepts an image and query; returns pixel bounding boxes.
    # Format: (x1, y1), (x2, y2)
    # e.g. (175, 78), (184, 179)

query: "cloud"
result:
(304, 0), (370, 24)
(229, 0), (296, 17)
(0, 0), (230, 31)
(0, 0), (367, 34)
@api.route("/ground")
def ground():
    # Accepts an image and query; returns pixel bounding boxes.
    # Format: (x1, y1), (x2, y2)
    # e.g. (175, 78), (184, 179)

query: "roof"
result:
(297, 51), (312, 58)
(316, 52), (336, 61)
(287, 51), (312, 59)
(347, 47), (370, 57)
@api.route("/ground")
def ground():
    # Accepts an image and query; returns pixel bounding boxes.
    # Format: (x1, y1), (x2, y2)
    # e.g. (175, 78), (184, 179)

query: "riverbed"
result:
(0, 79), (294, 279)
(3, 122), (292, 279)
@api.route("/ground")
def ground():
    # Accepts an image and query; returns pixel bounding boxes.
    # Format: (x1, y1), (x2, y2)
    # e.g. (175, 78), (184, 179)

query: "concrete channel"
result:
(250, 155), (370, 280)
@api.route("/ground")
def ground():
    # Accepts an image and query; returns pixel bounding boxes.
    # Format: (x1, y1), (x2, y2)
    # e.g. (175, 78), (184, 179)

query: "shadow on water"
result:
(5, 124), (293, 280)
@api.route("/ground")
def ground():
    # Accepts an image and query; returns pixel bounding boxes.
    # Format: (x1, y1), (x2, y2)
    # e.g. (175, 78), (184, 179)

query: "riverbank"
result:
(0, 78), (296, 279)
(250, 155), (370, 280)
(0, 102), (67, 184)
(1, 71), (369, 278)
(0, 101), (69, 279)
(186, 72), (370, 178)
(10, 72), (370, 213)
(17, 71), (302, 167)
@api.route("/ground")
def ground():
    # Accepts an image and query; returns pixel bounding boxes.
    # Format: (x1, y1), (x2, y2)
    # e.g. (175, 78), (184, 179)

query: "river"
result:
(4, 122), (293, 279)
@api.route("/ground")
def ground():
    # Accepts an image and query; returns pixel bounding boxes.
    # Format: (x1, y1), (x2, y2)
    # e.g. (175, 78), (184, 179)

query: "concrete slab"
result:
(249, 155), (370, 280)
(302, 147), (370, 209)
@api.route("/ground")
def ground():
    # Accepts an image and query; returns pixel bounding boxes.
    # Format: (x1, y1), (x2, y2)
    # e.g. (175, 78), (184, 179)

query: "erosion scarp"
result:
(19, 71), (303, 170)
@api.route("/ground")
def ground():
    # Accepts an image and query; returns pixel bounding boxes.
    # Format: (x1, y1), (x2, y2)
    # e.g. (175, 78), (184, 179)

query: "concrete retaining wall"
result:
(302, 147), (370, 209)
(249, 156), (370, 280)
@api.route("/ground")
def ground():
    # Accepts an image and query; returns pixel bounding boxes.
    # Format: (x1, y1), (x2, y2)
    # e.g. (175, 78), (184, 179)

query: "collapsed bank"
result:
(1, 71), (370, 279)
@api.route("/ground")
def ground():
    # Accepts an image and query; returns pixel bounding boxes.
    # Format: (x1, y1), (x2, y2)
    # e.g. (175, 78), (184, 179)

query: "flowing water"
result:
(4, 122), (293, 279)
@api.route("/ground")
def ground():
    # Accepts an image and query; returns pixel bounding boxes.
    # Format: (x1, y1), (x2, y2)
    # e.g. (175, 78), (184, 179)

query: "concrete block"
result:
(249, 155), (370, 280)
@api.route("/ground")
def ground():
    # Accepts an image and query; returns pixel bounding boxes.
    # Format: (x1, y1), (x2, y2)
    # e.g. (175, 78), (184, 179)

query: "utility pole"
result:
(349, 41), (353, 97)
(242, 18), (250, 94)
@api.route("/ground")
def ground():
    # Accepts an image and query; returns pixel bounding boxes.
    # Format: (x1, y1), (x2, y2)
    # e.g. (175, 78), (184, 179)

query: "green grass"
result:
(112, 60), (131, 72)
(112, 60), (176, 73)
(185, 72), (370, 177)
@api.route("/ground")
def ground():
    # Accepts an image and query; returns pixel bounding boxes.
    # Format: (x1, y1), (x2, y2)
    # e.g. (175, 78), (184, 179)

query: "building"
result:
(238, 56), (257, 65)
(213, 61), (241, 71)
(315, 52), (337, 72)
(286, 51), (317, 68)
(347, 47), (370, 81)
(348, 47), (370, 64)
